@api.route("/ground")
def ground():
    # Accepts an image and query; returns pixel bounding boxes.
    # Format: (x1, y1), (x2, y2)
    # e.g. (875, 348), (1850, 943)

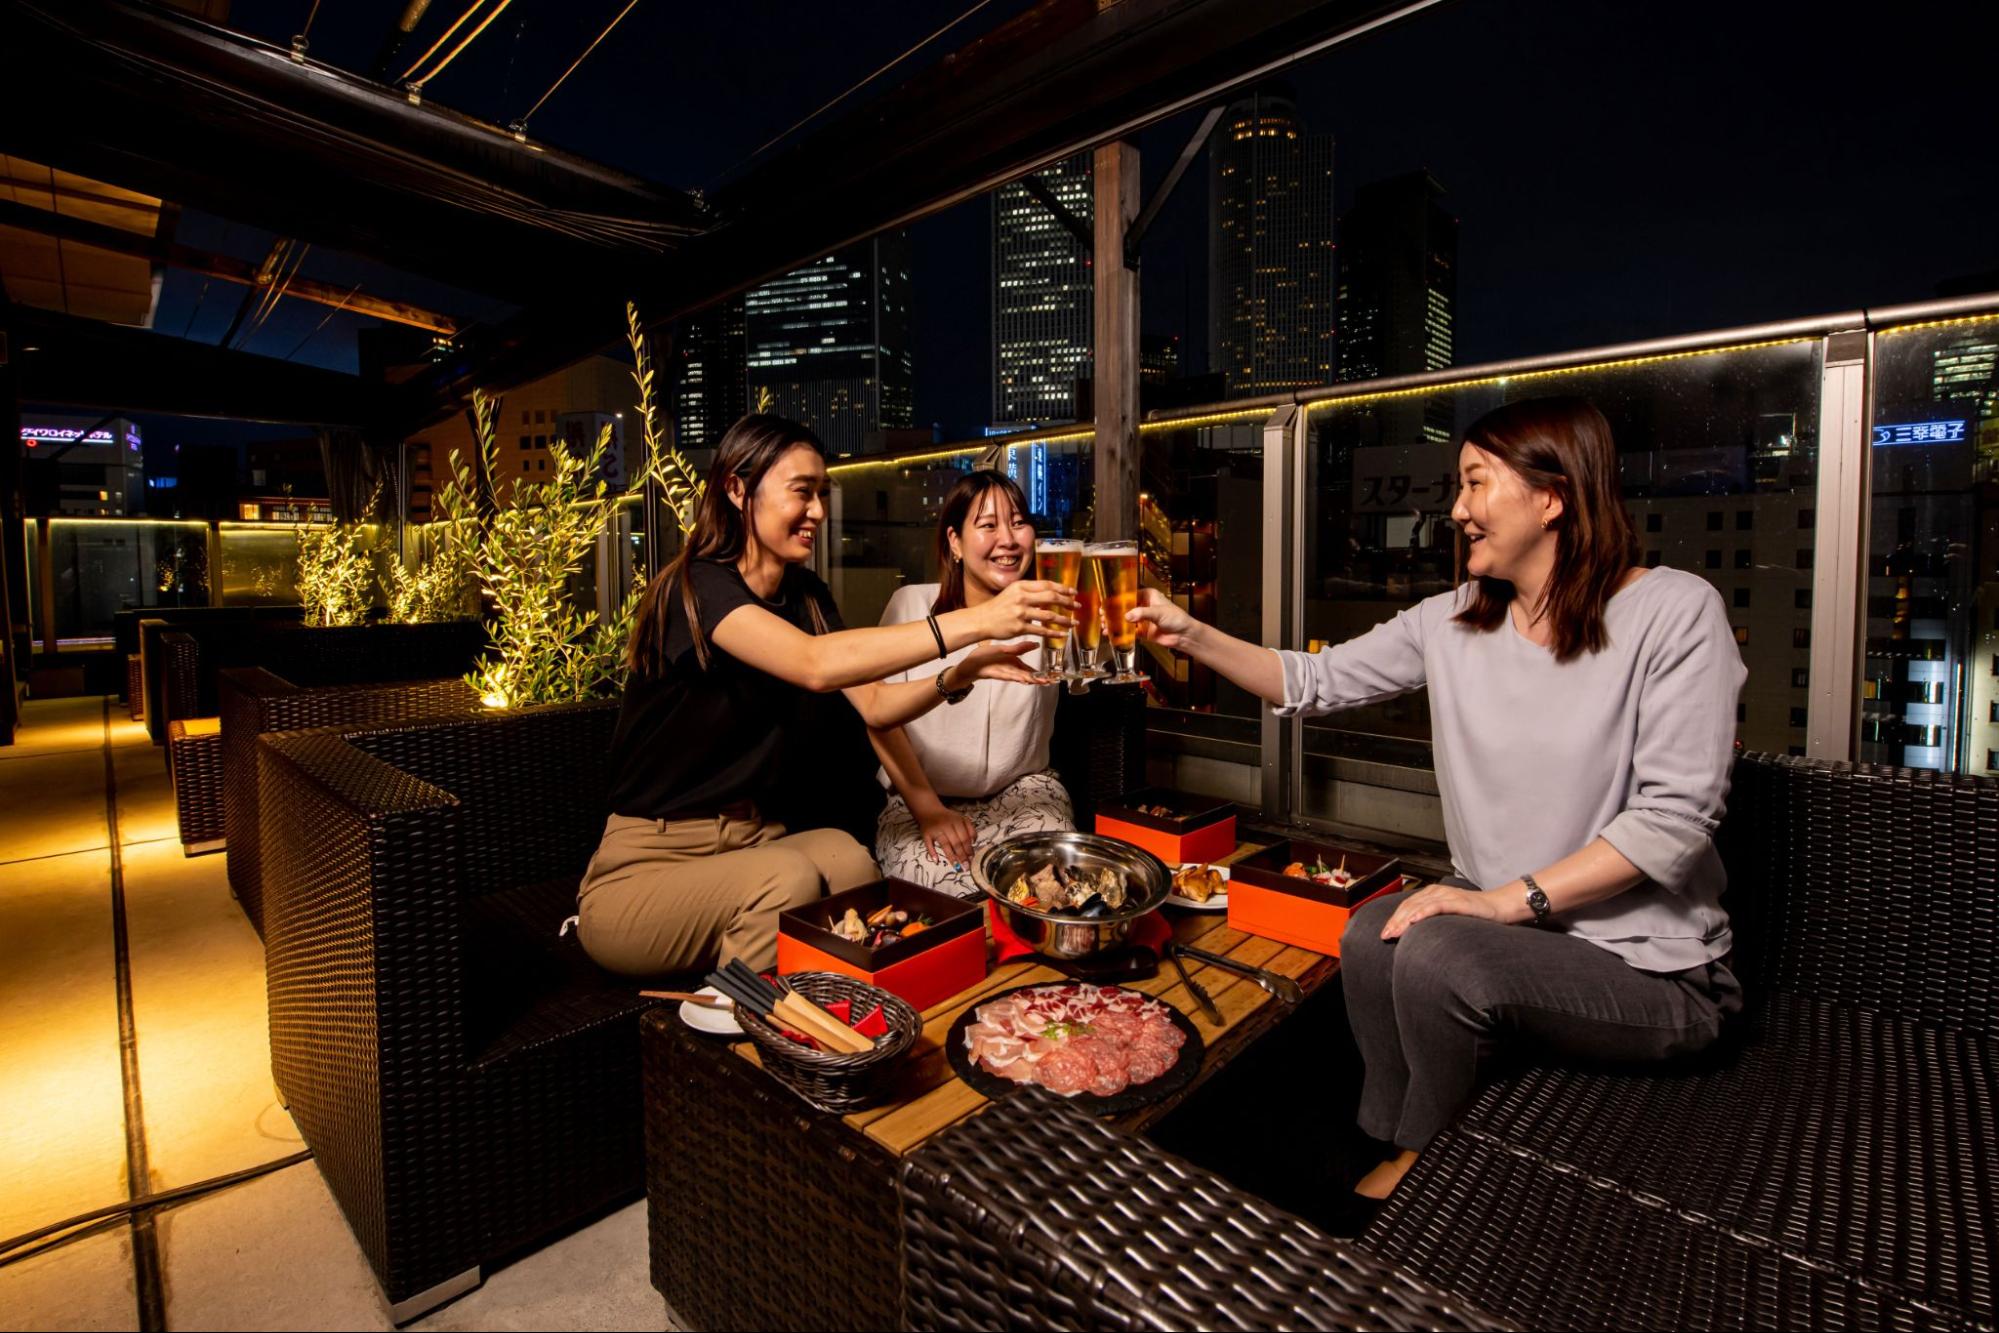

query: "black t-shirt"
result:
(606, 560), (847, 821)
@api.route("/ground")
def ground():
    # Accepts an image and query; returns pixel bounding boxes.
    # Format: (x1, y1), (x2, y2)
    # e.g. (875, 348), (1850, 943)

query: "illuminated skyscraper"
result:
(1208, 88), (1336, 398)
(993, 155), (1094, 424)
(673, 295), (747, 453)
(1337, 171), (1457, 384)
(746, 232), (914, 456)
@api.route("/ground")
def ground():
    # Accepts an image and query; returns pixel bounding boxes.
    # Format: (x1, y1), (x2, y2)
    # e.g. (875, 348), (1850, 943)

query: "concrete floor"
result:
(0, 697), (663, 1331)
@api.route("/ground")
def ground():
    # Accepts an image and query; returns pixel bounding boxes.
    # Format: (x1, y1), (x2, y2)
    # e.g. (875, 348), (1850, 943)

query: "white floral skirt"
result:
(875, 769), (1074, 898)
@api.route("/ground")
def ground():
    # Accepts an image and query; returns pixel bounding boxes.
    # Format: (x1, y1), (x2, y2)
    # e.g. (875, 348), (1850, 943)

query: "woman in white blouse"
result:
(870, 471), (1073, 895)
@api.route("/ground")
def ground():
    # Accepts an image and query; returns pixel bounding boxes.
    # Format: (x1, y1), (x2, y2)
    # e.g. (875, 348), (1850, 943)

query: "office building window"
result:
(1799, 508), (1815, 529)
(1735, 510), (1753, 531)
(1795, 588), (1812, 610)
(1705, 550), (1722, 569)
(1707, 511), (1723, 531)
(1792, 667), (1809, 688)
(1988, 749), (1999, 772)
(1734, 549), (1752, 569)
(1790, 707), (1808, 728)
(1645, 550), (1661, 567)
(1733, 625), (1750, 645)
(1736, 702), (1747, 723)
(1796, 548), (1813, 570)
(519, 435), (531, 449)
(1646, 513), (1663, 533)
(1795, 627), (1811, 649)
(1734, 587), (1751, 608)
(1789, 745), (1806, 757)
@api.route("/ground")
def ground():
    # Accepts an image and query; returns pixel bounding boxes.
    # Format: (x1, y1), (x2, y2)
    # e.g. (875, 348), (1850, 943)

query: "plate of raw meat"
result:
(946, 981), (1204, 1113)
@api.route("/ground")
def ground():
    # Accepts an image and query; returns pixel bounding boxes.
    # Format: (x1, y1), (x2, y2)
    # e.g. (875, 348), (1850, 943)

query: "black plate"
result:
(945, 982), (1205, 1115)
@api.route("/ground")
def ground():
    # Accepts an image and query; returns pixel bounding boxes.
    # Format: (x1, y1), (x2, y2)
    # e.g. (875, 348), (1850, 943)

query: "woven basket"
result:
(737, 972), (920, 1113)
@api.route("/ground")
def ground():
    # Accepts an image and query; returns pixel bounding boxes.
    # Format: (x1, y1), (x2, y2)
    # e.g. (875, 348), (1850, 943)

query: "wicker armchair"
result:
(1360, 754), (1999, 1331)
(218, 668), (482, 933)
(146, 618), (486, 745)
(901, 1095), (1514, 1332)
(258, 701), (662, 1318)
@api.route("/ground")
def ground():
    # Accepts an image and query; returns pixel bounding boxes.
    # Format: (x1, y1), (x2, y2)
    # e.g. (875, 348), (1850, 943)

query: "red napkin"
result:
(823, 998), (853, 1025)
(989, 903), (1173, 964)
(853, 1004), (889, 1039)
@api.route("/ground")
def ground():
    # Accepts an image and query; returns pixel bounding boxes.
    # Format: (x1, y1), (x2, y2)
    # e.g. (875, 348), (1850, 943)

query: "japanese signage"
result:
(1351, 443), (1460, 513)
(1872, 420), (1968, 447)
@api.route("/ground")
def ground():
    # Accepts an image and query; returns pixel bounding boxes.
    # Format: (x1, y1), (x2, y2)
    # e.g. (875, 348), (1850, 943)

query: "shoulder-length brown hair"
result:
(1451, 396), (1640, 662)
(626, 414), (828, 678)
(929, 469), (1036, 615)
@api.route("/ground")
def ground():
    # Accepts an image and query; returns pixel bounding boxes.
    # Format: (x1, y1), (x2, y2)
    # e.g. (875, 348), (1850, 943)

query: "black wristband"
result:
(924, 613), (948, 659)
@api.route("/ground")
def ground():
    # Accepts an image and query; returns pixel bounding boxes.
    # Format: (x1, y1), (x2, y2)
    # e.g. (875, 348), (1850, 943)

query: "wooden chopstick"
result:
(641, 990), (731, 1008)
(773, 993), (874, 1054)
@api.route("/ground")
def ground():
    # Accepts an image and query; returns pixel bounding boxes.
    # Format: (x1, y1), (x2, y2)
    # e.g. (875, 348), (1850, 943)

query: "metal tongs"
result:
(1166, 946), (1223, 1025)
(1173, 943), (1305, 1006)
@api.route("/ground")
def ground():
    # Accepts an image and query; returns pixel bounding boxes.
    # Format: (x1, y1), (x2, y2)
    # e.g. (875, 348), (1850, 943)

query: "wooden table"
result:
(642, 845), (1353, 1332)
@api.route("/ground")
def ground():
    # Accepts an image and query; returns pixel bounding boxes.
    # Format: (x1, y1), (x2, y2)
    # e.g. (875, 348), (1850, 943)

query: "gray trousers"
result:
(1341, 887), (1742, 1151)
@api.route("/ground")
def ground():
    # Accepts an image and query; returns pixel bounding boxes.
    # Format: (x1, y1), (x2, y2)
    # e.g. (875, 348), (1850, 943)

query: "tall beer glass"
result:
(1087, 540), (1143, 682)
(1034, 539), (1083, 677)
(1072, 549), (1107, 681)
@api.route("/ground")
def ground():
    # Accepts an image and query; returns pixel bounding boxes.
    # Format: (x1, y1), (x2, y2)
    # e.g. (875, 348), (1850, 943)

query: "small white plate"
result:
(678, 986), (743, 1037)
(1165, 863), (1231, 912)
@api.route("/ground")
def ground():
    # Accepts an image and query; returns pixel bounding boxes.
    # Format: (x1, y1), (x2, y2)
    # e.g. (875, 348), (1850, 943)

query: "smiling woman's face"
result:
(1451, 442), (1558, 582)
(739, 443), (830, 564)
(949, 485), (1034, 596)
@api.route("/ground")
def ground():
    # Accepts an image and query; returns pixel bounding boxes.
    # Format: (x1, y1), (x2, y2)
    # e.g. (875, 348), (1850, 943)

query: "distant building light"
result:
(148, 477), (179, 489)
(240, 503), (261, 521)
(1873, 420), (1967, 446)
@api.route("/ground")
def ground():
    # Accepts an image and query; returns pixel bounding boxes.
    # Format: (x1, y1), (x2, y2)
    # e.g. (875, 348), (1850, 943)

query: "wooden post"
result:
(1092, 139), (1140, 541)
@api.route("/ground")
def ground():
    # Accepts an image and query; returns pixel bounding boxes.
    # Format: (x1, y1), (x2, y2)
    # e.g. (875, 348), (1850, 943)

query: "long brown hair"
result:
(626, 414), (828, 678)
(929, 469), (1036, 615)
(1451, 396), (1640, 661)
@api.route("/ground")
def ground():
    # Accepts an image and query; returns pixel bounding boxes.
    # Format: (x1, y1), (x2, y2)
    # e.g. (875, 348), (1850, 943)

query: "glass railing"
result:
(15, 295), (1999, 803)
(1863, 312), (1999, 775)
(1299, 336), (1827, 833)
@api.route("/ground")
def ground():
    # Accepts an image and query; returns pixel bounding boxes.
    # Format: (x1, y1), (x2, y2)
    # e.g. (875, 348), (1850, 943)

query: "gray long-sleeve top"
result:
(1275, 567), (1746, 972)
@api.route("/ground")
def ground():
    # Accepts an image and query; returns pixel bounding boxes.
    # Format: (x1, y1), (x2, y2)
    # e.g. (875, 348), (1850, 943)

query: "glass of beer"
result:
(1086, 539), (1145, 684)
(1069, 548), (1107, 688)
(1033, 538), (1083, 678)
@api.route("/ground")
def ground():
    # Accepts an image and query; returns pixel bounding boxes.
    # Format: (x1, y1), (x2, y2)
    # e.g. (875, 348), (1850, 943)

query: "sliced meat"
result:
(1032, 1046), (1096, 1097)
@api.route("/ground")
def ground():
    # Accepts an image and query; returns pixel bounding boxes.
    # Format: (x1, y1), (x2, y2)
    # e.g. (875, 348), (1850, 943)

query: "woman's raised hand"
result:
(977, 578), (1075, 640)
(949, 640), (1044, 687)
(1127, 587), (1201, 650)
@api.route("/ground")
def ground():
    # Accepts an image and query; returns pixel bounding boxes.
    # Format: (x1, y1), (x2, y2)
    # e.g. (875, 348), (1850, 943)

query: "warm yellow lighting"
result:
(1301, 337), (1816, 414)
(239, 503), (260, 520)
(1878, 312), (1999, 338)
(1140, 408), (1274, 431)
(481, 690), (508, 709)
(827, 446), (984, 476)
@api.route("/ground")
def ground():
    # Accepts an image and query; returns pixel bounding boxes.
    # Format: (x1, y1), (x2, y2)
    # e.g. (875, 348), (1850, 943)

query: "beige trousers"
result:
(577, 806), (878, 975)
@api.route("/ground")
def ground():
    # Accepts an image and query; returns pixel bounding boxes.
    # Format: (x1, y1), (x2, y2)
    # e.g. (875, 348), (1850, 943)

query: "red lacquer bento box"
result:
(776, 878), (988, 1013)
(1094, 787), (1237, 866)
(1227, 839), (1403, 956)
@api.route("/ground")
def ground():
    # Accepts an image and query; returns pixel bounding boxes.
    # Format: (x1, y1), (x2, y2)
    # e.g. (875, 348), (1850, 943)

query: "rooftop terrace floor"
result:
(0, 696), (664, 1331)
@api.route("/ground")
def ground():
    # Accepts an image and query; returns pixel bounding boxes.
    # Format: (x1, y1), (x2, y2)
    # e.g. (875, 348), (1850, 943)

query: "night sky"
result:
(147, 0), (1999, 447)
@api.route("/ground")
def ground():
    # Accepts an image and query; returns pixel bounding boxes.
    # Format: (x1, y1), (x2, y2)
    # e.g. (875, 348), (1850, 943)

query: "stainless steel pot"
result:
(973, 831), (1172, 961)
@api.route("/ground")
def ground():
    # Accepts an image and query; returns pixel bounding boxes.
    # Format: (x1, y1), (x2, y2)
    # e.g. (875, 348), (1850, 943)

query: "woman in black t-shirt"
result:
(578, 415), (1075, 975)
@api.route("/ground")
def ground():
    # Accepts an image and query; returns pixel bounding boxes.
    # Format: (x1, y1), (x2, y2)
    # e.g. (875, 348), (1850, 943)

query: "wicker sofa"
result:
(217, 667), (482, 933)
(258, 701), (650, 1318)
(116, 605), (303, 719)
(156, 620), (487, 853)
(890, 753), (1996, 1332)
(1351, 752), (1998, 1331)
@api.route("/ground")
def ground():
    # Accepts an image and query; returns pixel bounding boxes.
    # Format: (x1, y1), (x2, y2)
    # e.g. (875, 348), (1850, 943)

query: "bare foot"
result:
(1354, 1149), (1420, 1200)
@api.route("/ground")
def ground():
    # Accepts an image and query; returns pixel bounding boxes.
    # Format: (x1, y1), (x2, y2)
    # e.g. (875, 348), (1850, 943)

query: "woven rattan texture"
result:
(644, 1013), (905, 1331)
(167, 720), (225, 846)
(341, 701), (617, 901)
(1366, 1129), (1983, 1332)
(147, 618), (484, 742)
(736, 972), (921, 1113)
(1742, 755), (1998, 1036)
(261, 730), (469, 1301)
(900, 1096), (1515, 1332)
(1361, 754), (1998, 1332)
(220, 669), (480, 935)
(260, 706), (650, 1306)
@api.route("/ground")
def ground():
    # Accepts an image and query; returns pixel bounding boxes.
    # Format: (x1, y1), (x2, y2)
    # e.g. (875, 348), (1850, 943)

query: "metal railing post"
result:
(1260, 404), (1301, 820)
(1806, 331), (1870, 762)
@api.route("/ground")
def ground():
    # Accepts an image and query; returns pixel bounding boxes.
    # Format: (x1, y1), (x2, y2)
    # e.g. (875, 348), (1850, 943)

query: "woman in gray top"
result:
(1129, 396), (1746, 1210)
